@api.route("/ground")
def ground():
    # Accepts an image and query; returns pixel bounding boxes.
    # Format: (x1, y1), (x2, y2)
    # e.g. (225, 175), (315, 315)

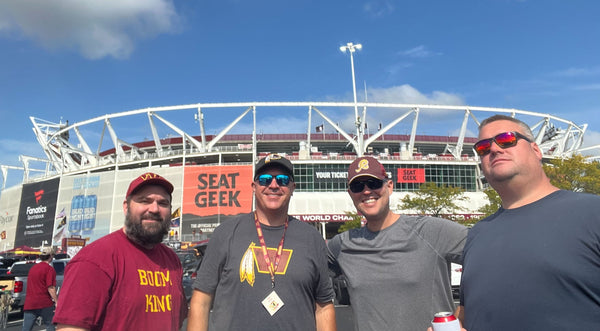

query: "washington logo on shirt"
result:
(239, 242), (293, 286)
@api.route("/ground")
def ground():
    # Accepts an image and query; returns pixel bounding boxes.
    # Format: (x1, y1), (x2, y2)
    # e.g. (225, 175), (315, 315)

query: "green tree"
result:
(477, 187), (502, 218)
(543, 154), (600, 194)
(338, 211), (362, 233)
(400, 182), (468, 218)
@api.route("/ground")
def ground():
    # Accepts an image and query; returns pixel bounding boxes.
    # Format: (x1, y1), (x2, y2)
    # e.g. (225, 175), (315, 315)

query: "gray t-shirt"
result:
(194, 213), (334, 331)
(328, 215), (467, 331)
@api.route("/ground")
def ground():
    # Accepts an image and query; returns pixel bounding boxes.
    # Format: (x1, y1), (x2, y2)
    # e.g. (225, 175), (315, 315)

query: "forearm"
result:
(315, 301), (336, 331)
(187, 290), (213, 331)
(48, 286), (58, 303)
(455, 305), (465, 326)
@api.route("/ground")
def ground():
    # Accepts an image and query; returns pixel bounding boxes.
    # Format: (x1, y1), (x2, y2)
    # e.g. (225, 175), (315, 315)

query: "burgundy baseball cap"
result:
(347, 157), (388, 184)
(126, 172), (174, 198)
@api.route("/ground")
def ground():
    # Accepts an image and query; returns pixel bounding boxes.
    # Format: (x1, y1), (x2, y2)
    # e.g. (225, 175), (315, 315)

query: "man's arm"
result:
(455, 305), (465, 326)
(47, 285), (58, 304)
(187, 289), (214, 331)
(315, 301), (336, 331)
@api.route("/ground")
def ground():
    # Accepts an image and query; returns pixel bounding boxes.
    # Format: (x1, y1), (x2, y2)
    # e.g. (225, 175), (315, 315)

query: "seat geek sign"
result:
(397, 168), (425, 183)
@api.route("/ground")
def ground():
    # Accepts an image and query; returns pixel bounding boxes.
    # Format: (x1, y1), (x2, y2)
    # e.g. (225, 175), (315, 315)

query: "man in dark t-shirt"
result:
(455, 115), (600, 330)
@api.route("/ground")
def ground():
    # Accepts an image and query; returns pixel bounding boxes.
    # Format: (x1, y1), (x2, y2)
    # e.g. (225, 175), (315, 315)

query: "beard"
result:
(125, 209), (170, 246)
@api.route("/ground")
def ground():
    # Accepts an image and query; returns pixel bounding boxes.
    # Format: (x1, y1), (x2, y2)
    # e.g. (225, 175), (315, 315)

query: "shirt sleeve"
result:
(45, 265), (57, 288)
(53, 260), (113, 329)
(326, 235), (343, 277)
(420, 216), (468, 264)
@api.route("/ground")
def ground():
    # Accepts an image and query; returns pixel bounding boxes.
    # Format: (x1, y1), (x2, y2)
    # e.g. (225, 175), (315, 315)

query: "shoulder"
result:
(213, 213), (251, 233)
(556, 190), (600, 203)
(69, 230), (127, 264)
(289, 217), (325, 238)
(403, 215), (467, 233)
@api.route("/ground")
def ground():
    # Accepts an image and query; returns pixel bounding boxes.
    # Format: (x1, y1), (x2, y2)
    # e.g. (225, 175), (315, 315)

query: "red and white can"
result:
(431, 311), (461, 331)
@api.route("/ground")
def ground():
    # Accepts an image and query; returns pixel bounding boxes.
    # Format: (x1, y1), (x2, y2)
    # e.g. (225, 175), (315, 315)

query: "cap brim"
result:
(348, 174), (383, 184)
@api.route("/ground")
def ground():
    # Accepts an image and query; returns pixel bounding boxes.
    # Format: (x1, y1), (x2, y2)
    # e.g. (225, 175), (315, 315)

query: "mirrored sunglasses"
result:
(348, 178), (385, 193)
(257, 174), (291, 187)
(474, 131), (532, 156)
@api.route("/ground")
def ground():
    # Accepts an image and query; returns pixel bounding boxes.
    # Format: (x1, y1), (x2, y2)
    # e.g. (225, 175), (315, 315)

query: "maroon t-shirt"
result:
(23, 262), (56, 310)
(53, 230), (186, 331)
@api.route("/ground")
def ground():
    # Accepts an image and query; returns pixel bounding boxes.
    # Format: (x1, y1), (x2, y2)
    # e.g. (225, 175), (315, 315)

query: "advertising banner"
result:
(182, 165), (253, 236)
(396, 168), (426, 183)
(54, 172), (116, 246)
(292, 214), (355, 223)
(15, 177), (60, 247)
(0, 186), (22, 251)
(313, 169), (348, 183)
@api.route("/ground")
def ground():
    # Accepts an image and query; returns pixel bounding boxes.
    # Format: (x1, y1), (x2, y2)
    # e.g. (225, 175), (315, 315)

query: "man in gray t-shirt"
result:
(328, 156), (467, 331)
(188, 154), (336, 331)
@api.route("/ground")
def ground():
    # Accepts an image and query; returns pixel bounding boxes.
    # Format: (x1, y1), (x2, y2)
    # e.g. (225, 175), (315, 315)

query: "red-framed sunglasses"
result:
(474, 131), (532, 156)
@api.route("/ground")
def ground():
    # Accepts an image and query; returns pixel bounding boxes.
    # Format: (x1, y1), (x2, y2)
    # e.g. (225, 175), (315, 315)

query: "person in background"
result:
(329, 156), (467, 331)
(53, 172), (187, 331)
(187, 153), (336, 331)
(456, 114), (600, 330)
(22, 247), (58, 331)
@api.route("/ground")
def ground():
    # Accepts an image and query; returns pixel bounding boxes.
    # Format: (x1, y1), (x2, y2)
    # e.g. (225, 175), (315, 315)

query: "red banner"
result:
(397, 168), (425, 183)
(183, 165), (253, 217)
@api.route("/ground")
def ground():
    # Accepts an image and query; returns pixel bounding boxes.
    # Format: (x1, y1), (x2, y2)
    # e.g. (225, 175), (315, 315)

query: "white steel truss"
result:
(2, 102), (598, 187)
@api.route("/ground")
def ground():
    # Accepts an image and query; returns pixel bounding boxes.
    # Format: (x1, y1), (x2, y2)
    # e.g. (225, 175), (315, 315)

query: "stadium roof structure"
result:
(1, 101), (597, 189)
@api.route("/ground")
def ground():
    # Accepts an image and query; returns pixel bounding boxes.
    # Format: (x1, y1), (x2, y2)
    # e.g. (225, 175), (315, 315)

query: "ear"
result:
(385, 179), (394, 193)
(122, 200), (128, 215)
(531, 142), (543, 161)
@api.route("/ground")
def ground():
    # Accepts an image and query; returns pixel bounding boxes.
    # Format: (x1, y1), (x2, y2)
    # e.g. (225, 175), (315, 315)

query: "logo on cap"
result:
(355, 159), (370, 174)
(265, 154), (282, 163)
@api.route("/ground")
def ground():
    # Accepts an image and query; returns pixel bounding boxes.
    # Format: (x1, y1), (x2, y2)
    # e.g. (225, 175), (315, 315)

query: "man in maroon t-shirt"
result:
(22, 247), (58, 331)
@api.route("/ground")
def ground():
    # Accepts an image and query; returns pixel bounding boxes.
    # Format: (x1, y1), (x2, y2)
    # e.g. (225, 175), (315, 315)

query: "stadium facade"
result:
(0, 102), (592, 252)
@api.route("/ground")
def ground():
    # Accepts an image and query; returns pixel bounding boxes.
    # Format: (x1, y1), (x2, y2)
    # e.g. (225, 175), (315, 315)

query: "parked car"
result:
(331, 273), (350, 305)
(451, 262), (462, 299)
(182, 241), (209, 302)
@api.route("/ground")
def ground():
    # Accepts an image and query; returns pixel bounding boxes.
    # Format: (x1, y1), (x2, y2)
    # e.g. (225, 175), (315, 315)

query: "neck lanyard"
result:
(254, 212), (288, 288)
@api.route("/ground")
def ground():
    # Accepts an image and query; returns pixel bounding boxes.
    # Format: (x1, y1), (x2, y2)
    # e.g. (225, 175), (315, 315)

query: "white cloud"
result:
(363, 1), (395, 17)
(572, 84), (600, 91)
(550, 66), (600, 77)
(398, 45), (440, 58)
(368, 84), (465, 105)
(0, 138), (45, 167)
(0, 0), (180, 59)
(581, 130), (600, 156)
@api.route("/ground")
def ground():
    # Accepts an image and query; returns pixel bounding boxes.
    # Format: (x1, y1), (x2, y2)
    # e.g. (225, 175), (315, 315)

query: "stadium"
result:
(0, 101), (593, 253)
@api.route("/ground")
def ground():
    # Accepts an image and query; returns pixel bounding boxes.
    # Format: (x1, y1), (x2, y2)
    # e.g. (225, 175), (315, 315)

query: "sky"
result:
(1, 0), (599, 188)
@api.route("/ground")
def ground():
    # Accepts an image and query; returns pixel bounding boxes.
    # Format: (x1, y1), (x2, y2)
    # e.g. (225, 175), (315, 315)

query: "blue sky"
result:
(1, 0), (599, 187)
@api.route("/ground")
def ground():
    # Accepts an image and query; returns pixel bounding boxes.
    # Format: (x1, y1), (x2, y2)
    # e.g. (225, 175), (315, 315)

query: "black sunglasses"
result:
(349, 178), (385, 193)
(256, 174), (291, 186)
(474, 131), (532, 156)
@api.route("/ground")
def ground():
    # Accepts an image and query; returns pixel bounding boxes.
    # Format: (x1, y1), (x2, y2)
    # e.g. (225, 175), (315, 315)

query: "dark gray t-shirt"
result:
(328, 215), (467, 331)
(194, 213), (334, 331)
(461, 190), (600, 330)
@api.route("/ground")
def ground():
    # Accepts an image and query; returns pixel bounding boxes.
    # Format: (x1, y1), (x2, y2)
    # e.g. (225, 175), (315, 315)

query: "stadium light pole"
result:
(340, 42), (363, 156)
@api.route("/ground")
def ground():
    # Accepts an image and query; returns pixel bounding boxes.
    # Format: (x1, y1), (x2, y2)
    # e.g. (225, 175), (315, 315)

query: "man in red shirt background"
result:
(22, 247), (58, 331)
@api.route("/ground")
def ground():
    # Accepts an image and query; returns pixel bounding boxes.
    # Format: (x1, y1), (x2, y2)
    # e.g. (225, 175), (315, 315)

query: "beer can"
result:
(431, 311), (460, 331)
